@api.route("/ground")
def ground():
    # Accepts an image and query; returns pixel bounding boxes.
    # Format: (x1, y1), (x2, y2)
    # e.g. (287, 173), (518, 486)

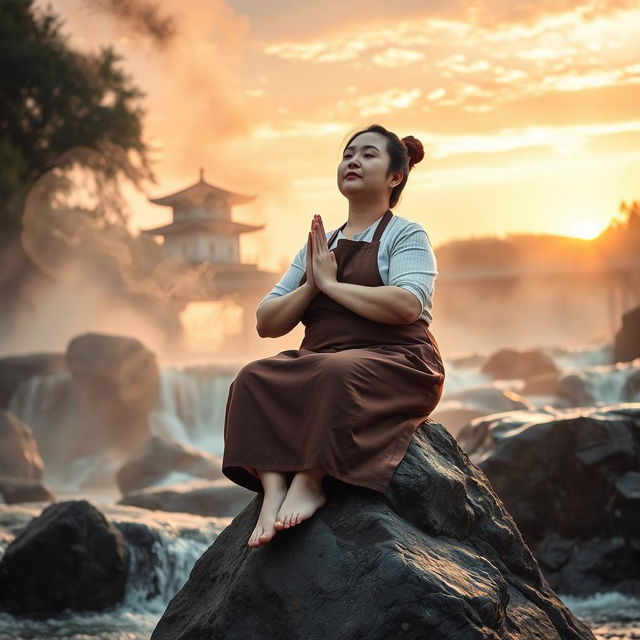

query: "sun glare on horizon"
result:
(565, 220), (605, 240)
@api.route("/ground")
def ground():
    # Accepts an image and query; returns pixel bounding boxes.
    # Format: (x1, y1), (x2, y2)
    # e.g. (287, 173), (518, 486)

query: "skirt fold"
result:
(222, 342), (444, 494)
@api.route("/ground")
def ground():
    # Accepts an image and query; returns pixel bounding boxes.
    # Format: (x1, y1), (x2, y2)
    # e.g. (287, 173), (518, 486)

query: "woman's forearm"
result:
(322, 281), (420, 324)
(257, 278), (420, 337)
(256, 282), (318, 338)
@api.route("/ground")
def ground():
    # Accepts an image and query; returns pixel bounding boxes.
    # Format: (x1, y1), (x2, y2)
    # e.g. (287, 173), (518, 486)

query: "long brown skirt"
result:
(222, 316), (445, 494)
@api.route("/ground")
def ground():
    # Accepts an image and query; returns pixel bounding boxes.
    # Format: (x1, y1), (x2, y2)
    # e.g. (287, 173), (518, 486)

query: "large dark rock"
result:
(0, 500), (129, 617)
(116, 435), (224, 494)
(118, 478), (253, 517)
(457, 403), (640, 597)
(0, 476), (54, 504)
(481, 348), (559, 381)
(0, 410), (44, 480)
(0, 353), (66, 410)
(151, 420), (595, 640)
(614, 304), (640, 363)
(66, 333), (159, 453)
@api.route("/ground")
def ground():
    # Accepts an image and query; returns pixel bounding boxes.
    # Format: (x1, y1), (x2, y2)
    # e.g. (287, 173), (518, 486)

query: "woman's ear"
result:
(390, 170), (404, 188)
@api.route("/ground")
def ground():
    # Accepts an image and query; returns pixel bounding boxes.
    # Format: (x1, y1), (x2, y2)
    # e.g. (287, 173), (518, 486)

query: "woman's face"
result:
(337, 131), (402, 201)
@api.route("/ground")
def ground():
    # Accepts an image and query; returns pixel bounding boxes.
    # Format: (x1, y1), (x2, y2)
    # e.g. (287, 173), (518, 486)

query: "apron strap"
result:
(328, 226), (343, 250)
(327, 208), (393, 249)
(372, 209), (393, 243)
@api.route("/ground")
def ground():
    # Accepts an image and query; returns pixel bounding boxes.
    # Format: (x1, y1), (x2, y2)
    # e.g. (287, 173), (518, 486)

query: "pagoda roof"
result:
(141, 218), (265, 237)
(149, 169), (255, 208)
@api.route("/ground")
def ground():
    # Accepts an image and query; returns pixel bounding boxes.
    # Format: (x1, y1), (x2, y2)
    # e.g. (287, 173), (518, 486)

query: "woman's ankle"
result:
(293, 468), (325, 490)
(257, 469), (288, 491)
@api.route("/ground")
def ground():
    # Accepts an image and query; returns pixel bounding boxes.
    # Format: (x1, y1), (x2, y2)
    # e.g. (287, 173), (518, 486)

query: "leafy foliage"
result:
(0, 0), (154, 233)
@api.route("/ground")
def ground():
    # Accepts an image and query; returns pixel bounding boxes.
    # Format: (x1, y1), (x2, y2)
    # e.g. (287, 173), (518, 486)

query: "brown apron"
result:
(222, 208), (445, 494)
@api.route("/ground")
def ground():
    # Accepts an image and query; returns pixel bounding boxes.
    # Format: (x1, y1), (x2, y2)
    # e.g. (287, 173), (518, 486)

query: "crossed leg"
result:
(247, 468), (327, 548)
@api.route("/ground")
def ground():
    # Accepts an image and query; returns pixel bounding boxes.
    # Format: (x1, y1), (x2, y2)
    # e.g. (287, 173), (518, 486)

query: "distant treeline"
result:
(435, 200), (640, 272)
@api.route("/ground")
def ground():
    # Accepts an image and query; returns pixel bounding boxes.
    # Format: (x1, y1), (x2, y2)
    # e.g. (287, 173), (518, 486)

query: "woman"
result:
(222, 124), (446, 549)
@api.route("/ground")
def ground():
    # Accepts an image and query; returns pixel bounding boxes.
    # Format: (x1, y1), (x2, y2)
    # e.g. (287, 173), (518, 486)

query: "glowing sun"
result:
(566, 220), (603, 239)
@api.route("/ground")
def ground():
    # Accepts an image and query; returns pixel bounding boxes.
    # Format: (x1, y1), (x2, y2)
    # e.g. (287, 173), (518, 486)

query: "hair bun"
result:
(402, 135), (424, 169)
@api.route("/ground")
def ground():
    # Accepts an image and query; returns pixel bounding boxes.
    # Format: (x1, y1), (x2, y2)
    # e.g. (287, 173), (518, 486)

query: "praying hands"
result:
(307, 214), (338, 294)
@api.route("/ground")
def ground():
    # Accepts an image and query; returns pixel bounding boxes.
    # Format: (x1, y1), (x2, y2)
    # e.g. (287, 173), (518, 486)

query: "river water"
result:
(1, 343), (638, 639)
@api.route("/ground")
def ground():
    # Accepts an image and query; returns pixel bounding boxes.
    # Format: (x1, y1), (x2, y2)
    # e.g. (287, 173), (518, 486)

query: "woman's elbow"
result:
(256, 303), (271, 337)
(401, 290), (423, 323)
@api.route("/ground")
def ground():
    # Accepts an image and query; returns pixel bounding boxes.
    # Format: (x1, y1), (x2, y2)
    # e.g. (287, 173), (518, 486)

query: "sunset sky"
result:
(38, 0), (640, 273)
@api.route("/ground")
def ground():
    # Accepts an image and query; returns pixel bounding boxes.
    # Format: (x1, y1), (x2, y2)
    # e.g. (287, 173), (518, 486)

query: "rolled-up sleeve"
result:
(388, 223), (438, 315)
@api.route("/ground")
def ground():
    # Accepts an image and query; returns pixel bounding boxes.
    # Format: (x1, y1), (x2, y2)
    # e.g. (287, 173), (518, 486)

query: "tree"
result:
(0, 0), (154, 238)
(615, 200), (640, 231)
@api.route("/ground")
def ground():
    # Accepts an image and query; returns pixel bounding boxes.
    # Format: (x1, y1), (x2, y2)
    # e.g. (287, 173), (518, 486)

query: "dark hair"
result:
(343, 124), (425, 208)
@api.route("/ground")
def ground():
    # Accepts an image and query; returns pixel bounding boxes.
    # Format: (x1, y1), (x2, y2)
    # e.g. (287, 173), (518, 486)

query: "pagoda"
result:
(142, 168), (264, 266)
(141, 169), (280, 355)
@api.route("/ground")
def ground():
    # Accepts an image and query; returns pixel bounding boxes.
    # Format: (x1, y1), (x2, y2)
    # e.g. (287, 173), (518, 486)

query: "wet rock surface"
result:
(458, 403), (640, 597)
(0, 499), (129, 617)
(151, 420), (595, 640)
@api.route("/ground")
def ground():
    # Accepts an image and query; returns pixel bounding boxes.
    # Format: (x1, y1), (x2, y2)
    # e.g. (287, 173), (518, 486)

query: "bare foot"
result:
(248, 471), (288, 548)
(275, 469), (326, 530)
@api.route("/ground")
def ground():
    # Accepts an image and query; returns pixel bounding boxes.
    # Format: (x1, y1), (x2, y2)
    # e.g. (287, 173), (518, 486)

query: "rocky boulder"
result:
(66, 333), (159, 453)
(0, 499), (129, 617)
(614, 304), (640, 363)
(481, 348), (559, 380)
(0, 476), (54, 504)
(0, 410), (44, 480)
(116, 435), (224, 495)
(151, 420), (595, 640)
(457, 403), (640, 597)
(118, 478), (253, 517)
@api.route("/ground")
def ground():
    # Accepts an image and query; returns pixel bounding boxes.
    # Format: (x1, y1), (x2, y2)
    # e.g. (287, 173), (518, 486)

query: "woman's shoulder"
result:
(388, 214), (431, 246)
(390, 214), (426, 233)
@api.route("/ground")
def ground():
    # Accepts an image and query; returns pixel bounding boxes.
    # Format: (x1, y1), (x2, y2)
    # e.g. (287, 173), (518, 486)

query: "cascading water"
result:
(2, 344), (640, 638)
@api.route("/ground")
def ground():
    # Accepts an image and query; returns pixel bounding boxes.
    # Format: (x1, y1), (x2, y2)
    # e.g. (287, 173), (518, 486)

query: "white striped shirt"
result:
(259, 213), (439, 323)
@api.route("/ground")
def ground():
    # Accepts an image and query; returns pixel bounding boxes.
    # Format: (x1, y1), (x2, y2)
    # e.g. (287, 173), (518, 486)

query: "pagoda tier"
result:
(141, 219), (265, 236)
(142, 169), (262, 266)
(149, 169), (255, 215)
